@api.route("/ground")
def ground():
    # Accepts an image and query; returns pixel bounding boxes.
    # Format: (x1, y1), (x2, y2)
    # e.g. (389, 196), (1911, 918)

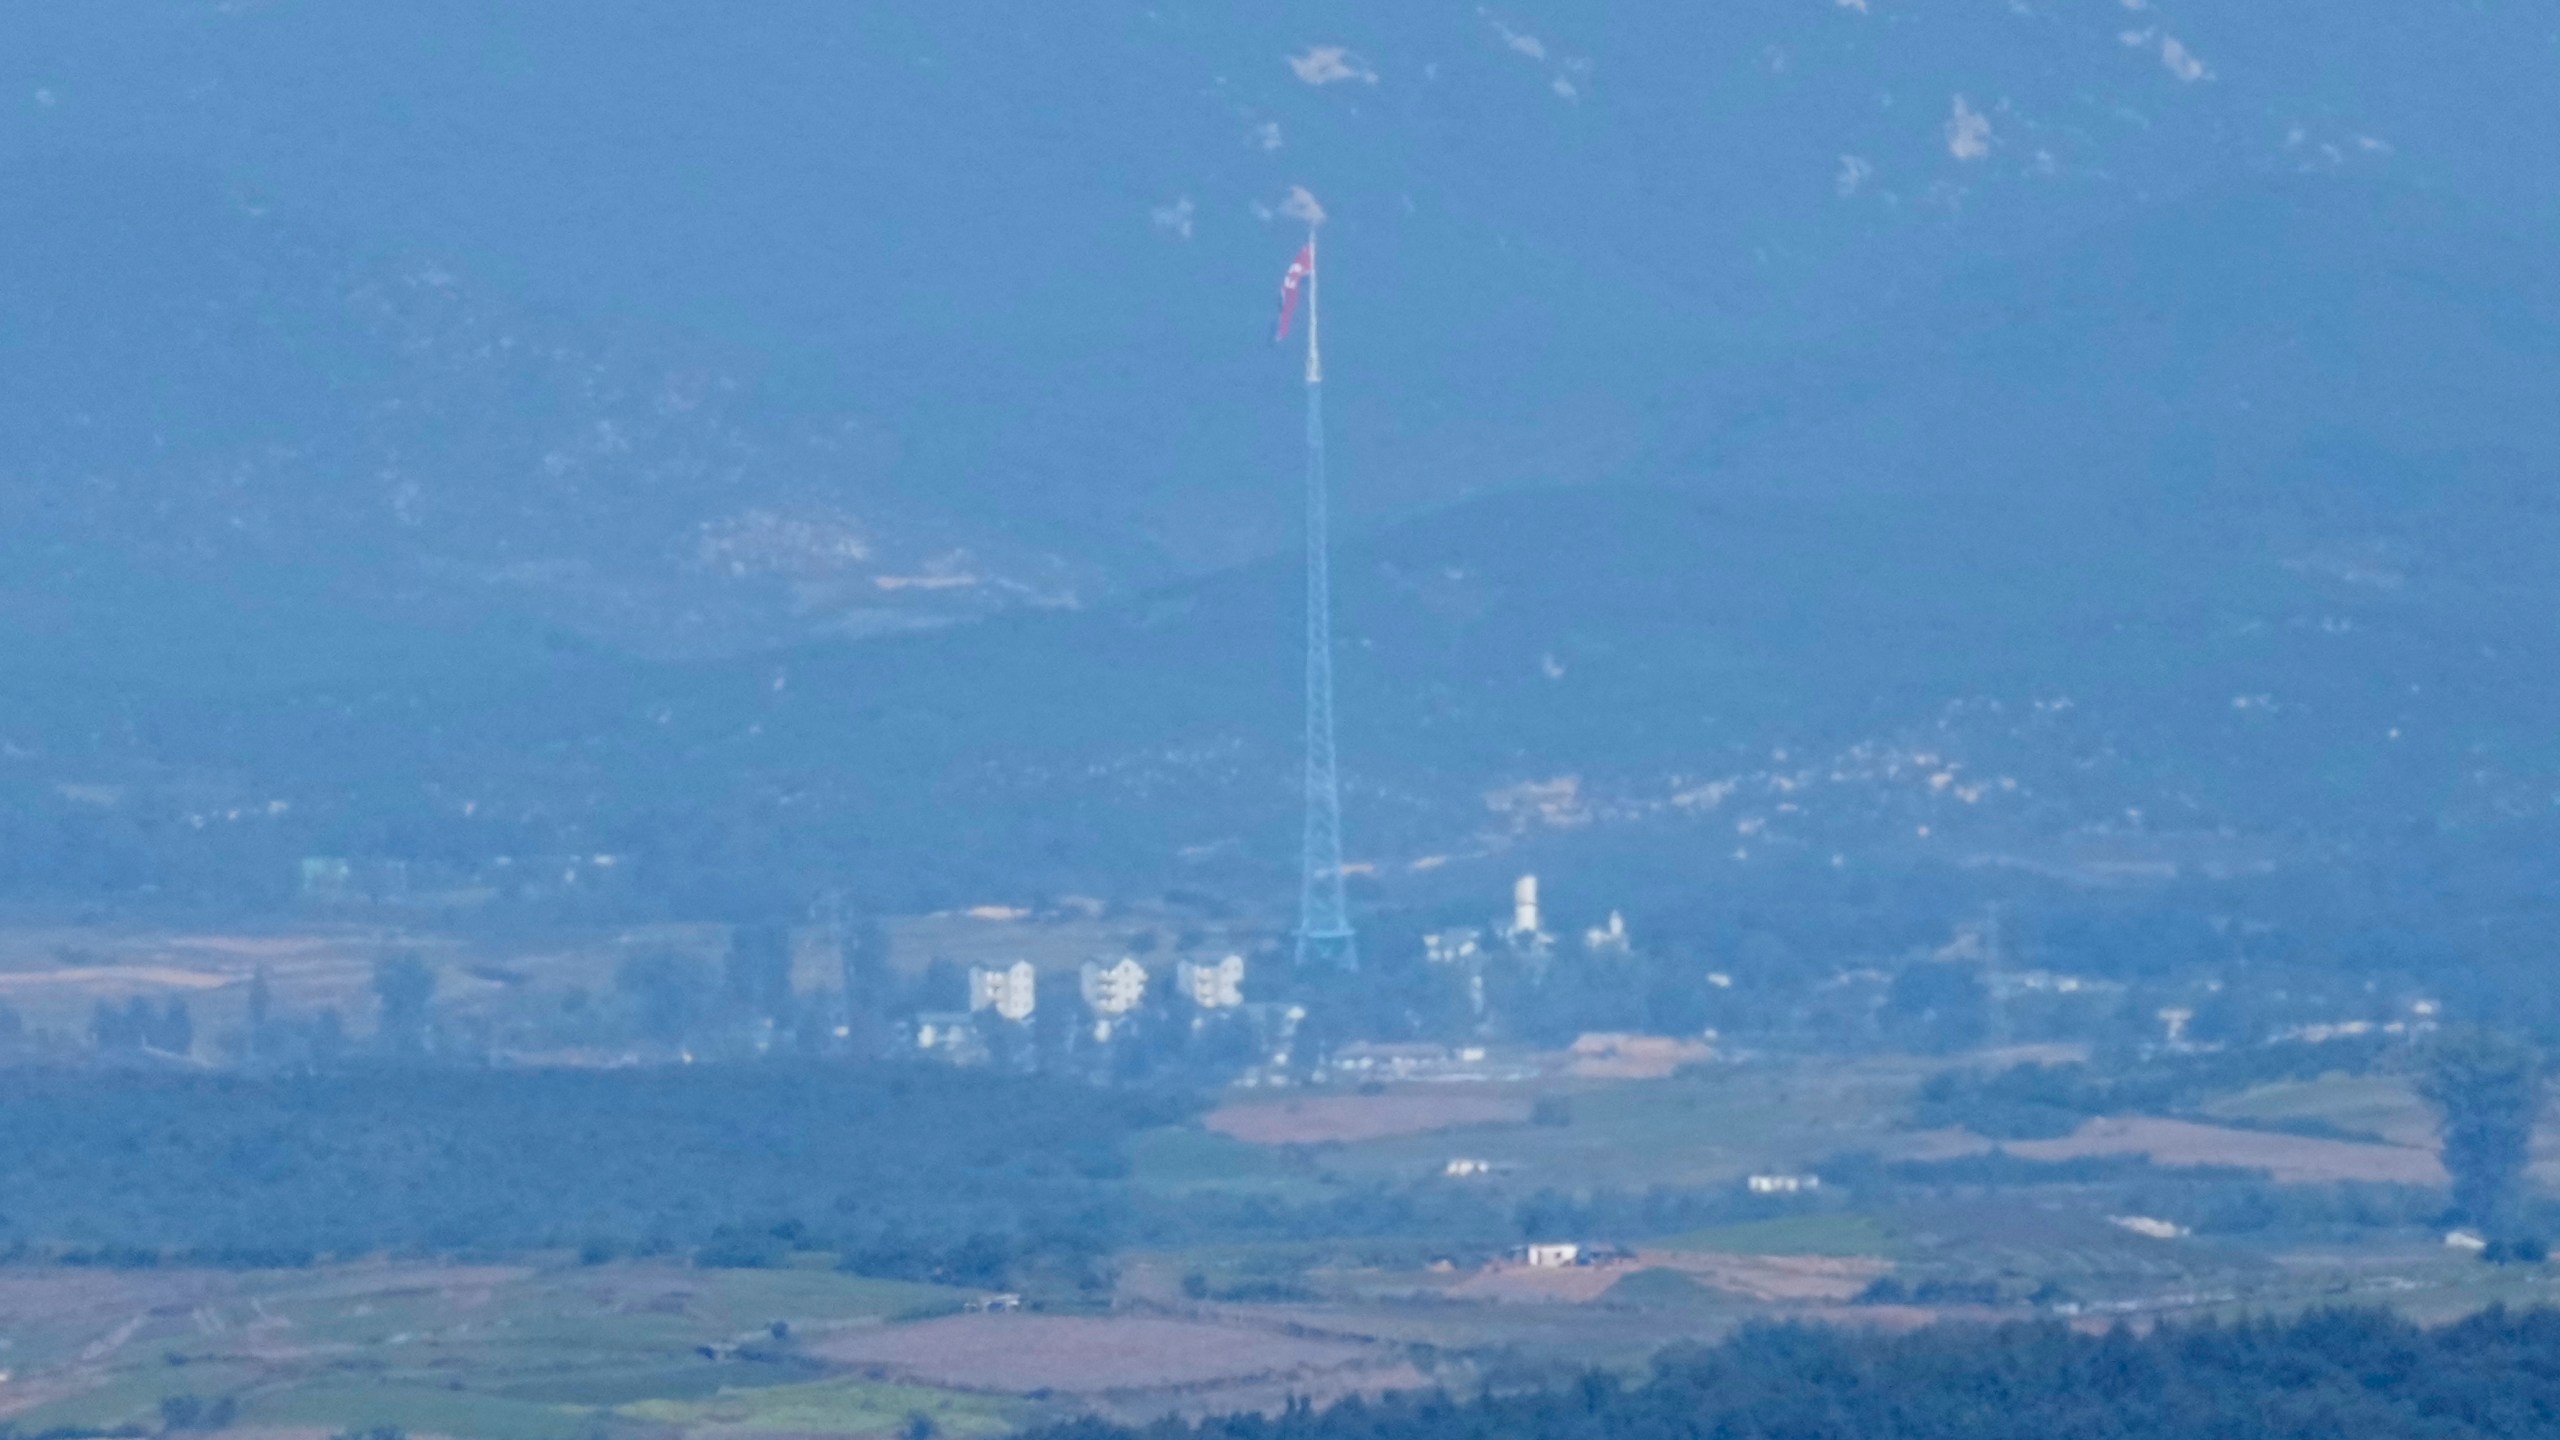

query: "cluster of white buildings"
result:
(1426, 874), (1632, 969)
(1421, 874), (1638, 1020)
(918, 874), (1644, 1067)
(2154, 996), (2439, 1051)
(914, 950), (1252, 1058)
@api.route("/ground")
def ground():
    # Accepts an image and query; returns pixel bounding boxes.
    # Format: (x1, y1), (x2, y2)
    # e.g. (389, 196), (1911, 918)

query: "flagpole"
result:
(1305, 230), (1322, 386)
(1294, 225), (1356, 971)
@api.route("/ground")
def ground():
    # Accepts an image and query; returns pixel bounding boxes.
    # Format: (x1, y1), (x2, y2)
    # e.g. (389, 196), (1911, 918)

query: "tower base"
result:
(1294, 925), (1359, 973)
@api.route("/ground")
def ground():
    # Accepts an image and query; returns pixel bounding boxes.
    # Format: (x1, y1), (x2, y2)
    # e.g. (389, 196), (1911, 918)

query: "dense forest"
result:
(0, 1066), (1183, 1285)
(1044, 1308), (2560, 1440)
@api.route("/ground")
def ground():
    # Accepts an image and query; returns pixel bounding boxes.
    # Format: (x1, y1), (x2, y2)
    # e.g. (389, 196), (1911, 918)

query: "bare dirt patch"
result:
(810, 1314), (1378, 1395)
(1970, 1043), (2094, 1069)
(1447, 1263), (1629, 1305)
(1637, 1251), (1890, 1304)
(0, 1269), (241, 1335)
(2008, 1116), (2447, 1186)
(1563, 1033), (1715, 1080)
(0, 966), (236, 992)
(1880, 1127), (2000, 1163)
(1205, 1093), (1530, 1146)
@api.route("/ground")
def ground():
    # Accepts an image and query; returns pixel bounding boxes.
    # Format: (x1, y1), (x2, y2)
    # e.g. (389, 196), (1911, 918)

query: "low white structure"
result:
(1583, 911), (1631, 954)
(912, 1011), (982, 1063)
(1423, 928), (1483, 966)
(1331, 1042), (1453, 1080)
(2274, 1018), (2431, 1044)
(2446, 1229), (2489, 1254)
(1177, 954), (1246, 1010)
(1747, 1173), (1821, 1196)
(1445, 1158), (1493, 1178)
(2006, 970), (2120, 996)
(1425, 926), (1490, 1019)
(968, 961), (1037, 1023)
(2109, 1215), (2189, 1241)
(1521, 1242), (1580, 1269)
(1237, 1001), (1308, 1073)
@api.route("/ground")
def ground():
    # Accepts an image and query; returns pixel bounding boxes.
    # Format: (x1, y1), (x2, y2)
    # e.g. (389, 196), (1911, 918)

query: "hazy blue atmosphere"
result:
(4, 7), (2560, 1439)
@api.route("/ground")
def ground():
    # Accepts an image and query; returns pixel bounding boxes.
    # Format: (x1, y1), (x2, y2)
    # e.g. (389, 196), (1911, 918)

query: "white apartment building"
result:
(1080, 957), (1149, 1017)
(1176, 954), (1246, 1010)
(967, 960), (1038, 1023)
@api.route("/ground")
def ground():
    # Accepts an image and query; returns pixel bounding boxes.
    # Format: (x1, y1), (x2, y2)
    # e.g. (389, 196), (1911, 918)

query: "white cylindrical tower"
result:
(1513, 874), (1540, 937)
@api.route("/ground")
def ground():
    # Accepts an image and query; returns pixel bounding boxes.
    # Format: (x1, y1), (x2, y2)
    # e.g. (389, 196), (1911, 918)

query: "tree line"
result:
(1040, 1306), (2560, 1440)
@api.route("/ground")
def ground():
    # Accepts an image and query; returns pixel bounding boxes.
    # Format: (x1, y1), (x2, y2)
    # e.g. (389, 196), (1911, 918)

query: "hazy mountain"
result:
(6, 2), (2539, 598)
(3, 5), (2558, 927)
(0, 157), (1093, 661)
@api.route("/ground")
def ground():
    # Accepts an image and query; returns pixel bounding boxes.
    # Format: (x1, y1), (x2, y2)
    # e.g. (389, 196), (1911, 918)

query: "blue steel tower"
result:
(1293, 231), (1358, 972)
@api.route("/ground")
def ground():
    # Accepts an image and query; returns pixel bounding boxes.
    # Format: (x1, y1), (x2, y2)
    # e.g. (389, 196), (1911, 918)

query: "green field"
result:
(2198, 1072), (2438, 1147)
(1126, 1125), (1339, 1203)
(1219, 1058), (1933, 1197)
(625, 1375), (1026, 1438)
(1654, 1213), (1898, 1258)
(1600, 1268), (1727, 1309)
(0, 1263), (986, 1440)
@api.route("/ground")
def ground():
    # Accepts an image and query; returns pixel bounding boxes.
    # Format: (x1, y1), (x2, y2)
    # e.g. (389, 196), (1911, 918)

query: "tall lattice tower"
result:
(1292, 231), (1358, 971)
